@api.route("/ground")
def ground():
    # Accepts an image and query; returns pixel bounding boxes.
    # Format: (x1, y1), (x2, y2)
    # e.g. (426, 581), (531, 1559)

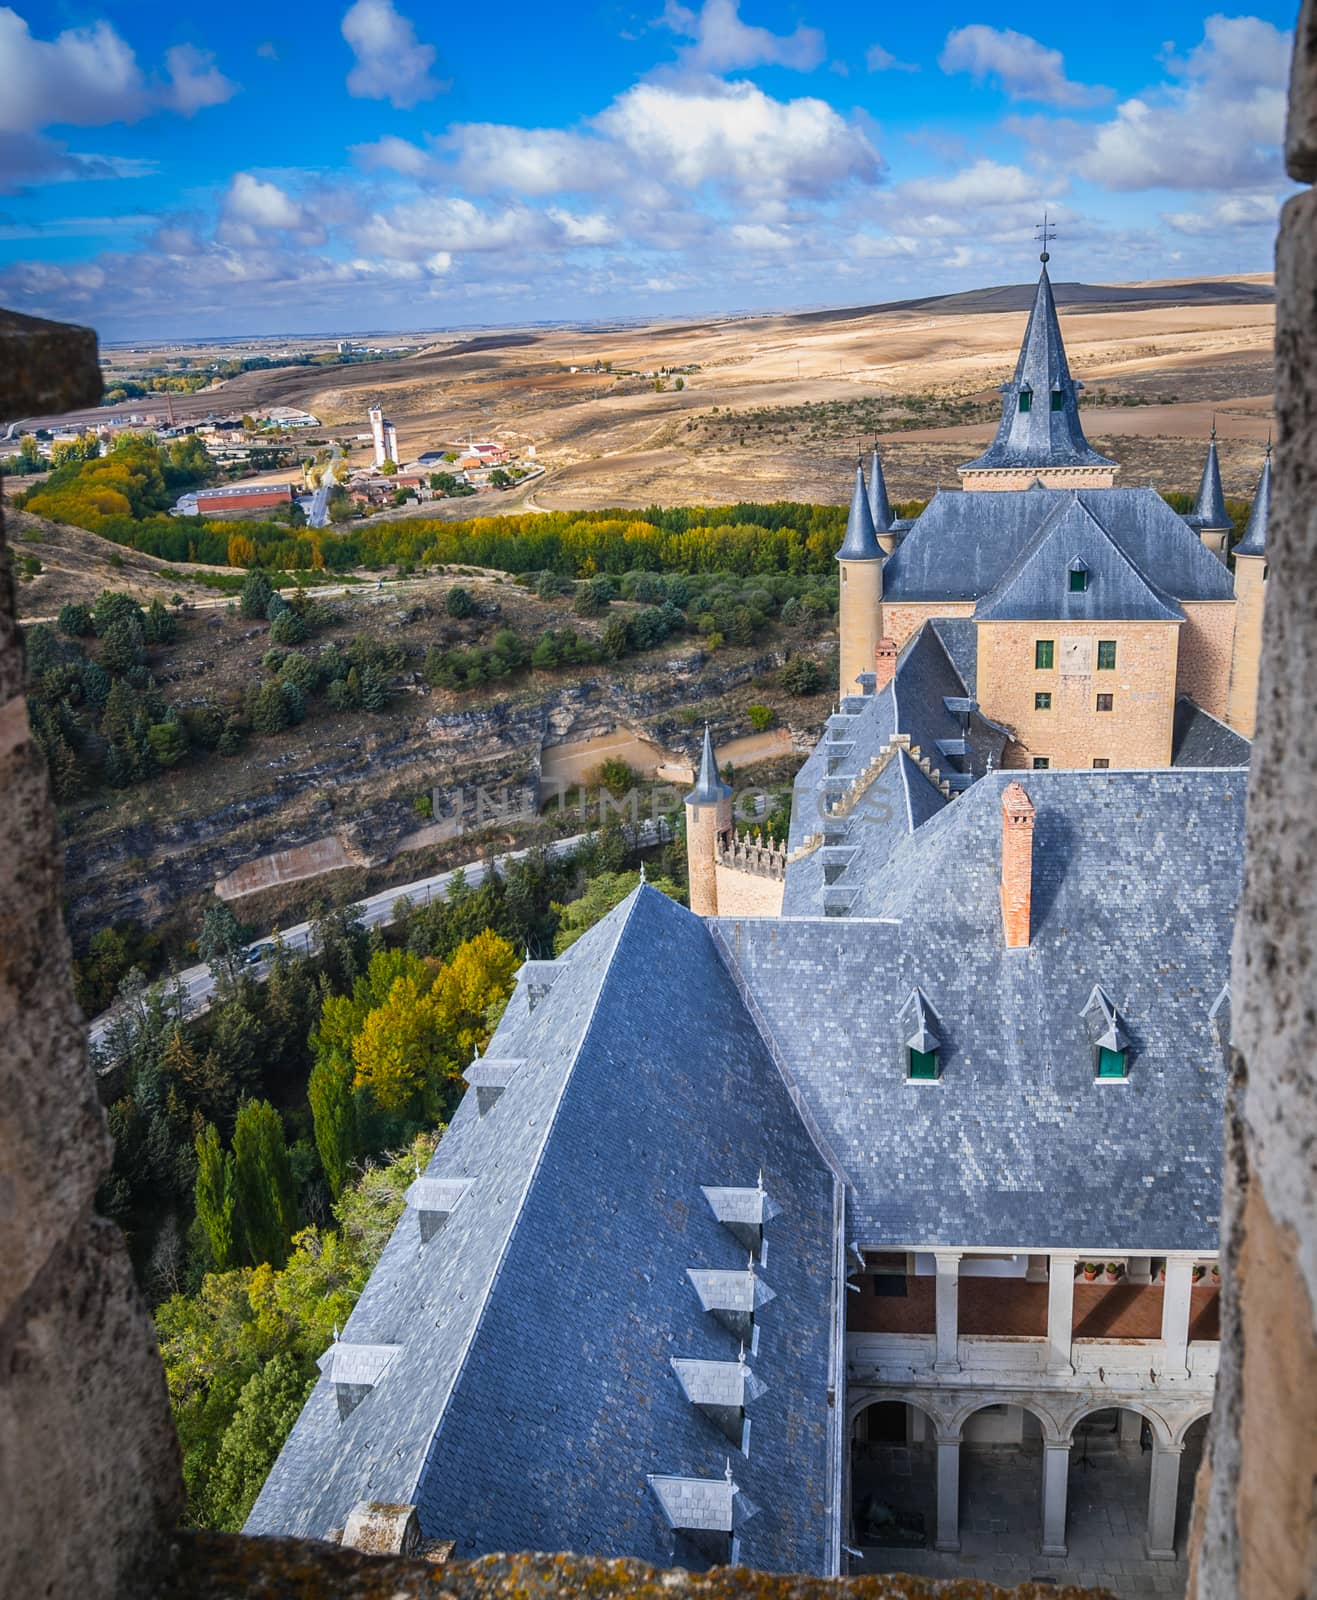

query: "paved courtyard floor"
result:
(853, 1430), (1204, 1600)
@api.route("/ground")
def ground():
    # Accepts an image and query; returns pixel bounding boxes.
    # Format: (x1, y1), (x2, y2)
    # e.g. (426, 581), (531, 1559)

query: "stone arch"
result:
(847, 1391), (949, 1436)
(1171, 1406), (1213, 1449)
(1062, 1398), (1174, 1449)
(948, 1394), (1065, 1444)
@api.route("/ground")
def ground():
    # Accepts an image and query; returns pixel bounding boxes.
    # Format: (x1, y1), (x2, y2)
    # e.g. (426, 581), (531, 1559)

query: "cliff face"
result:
(61, 643), (821, 937)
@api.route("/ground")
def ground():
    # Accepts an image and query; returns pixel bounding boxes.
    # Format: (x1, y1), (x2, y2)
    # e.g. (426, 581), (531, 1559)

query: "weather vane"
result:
(1036, 212), (1057, 265)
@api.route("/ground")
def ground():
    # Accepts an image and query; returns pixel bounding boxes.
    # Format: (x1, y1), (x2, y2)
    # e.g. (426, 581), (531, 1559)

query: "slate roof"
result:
(1187, 433), (1230, 530)
(248, 885), (840, 1574)
(867, 444), (894, 531)
(959, 265), (1116, 474)
(1234, 449), (1271, 557)
(718, 768), (1246, 1252)
(835, 461), (882, 561)
(687, 723), (731, 806)
(882, 486), (1236, 606)
(1172, 696), (1251, 767)
(972, 494), (1185, 623)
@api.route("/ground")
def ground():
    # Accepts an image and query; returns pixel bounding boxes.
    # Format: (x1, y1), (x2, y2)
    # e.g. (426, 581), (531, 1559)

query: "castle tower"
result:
(867, 442), (899, 555)
(836, 459), (884, 697)
(684, 724), (733, 917)
(1187, 423), (1232, 560)
(1226, 446), (1271, 737)
(957, 247), (1117, 491)
(368, 403), (387, 468)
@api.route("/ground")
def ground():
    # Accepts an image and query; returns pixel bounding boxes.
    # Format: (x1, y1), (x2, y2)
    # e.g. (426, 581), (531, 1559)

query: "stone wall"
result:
(1224, 561), (1266, 738)
(713, 860), (785, 917)
(1189, 6), (1317, 1593)
(1176, 601), (1236, 725)
(976, 619), (1179, 769)
(878, 599), (975, 655)
(0, 313), (184, 1598)
(957, 466), (1118, 491)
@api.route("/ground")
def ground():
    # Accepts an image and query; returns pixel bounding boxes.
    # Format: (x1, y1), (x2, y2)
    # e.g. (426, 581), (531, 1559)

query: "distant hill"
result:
(780, 278), (1275, 327)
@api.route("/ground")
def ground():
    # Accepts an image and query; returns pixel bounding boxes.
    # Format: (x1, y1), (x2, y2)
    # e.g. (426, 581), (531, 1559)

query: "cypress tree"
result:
(231, 1099), (298, 1268)
(194, 1122), (236, 1272)
(308, 1054), (358, 1199)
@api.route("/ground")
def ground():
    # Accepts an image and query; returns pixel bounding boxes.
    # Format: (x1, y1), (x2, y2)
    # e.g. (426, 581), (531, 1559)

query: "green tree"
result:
(231, 1100), (298, 1268)
(308, 1053), (358, 1198)
(445, 585), (474, 619)
(206, 1354), (316, 1531)
(780, 655), (823, 696)
(239, 569), (273, 620)
(553, 870), (682, 953)
(147, 718), (189, 768)
(747, 703), (776, 732)
(57, 601), (94, 637)
(194, 1124), (236, 1272)
(198, 901), (248, 991)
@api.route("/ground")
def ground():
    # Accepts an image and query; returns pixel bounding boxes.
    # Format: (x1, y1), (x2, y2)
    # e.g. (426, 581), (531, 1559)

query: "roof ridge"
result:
(405, 885), (646, 1503)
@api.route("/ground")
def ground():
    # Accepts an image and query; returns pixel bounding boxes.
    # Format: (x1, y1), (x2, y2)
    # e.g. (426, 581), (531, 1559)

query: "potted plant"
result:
(1192, 1265), (1206, 1284)
(1154, 1263), (1166, 1283)
(1082, 1262), (1100, 1282)
(1105, 1262), (1123, 1282)
(1211, 1264), (1220, 1283)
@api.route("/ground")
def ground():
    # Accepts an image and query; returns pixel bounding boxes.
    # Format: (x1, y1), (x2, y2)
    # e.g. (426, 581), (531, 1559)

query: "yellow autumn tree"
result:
(227, 533), (257, 568)
(429, 928), (520, 1068)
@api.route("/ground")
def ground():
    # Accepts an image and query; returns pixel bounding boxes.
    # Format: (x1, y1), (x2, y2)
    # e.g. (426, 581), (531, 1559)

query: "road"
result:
(89, 818), (671, 1053)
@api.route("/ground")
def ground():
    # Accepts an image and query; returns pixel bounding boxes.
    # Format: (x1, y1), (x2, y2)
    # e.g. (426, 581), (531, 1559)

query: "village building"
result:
(249, 255), (1259, 1588)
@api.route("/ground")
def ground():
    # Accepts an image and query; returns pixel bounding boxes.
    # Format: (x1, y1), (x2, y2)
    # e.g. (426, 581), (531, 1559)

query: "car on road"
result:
(244, 943), (276, 965)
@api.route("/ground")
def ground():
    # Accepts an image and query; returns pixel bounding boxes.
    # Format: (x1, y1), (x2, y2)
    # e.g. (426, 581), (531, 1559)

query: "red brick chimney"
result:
(1000, 781), (1035, 949)
(875, 637), (898, 692)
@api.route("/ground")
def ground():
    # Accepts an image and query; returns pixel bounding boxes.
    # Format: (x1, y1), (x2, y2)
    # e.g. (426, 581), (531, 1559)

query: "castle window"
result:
(1050, 389), (1066, 411)
(1069, 568), (1088, 593)
(1035, 639), (1054, 670)
(1096, 693), (1113, 712)
(1035, 692), (1052, 710)
(908, 1047), (938, 1080)
(1032, 757), (1050, 769)
(899, 988), (941, 1082)
(1098, 1047), (1128, 1079)
(1018, 389), (1032, 413)
(1093, 758), (1110, 769)
(1097, 640), (1117, 670)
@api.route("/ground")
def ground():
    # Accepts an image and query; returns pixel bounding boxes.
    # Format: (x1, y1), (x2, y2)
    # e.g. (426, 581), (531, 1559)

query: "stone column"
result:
(1118, 1408), (1143, 1447)
(1025, 1253), (1049, 1282)
(1127, 1255), (1153, 1284)
(1146, 1441), (1183, 1560)
(933, 1251), (962, 1372)
(1159, 1257), (1194, 1376)
(1040, 1440), (1071, 1556)
(934, 1433), (961, 1552)
(1046, 1253), (1077, 1374)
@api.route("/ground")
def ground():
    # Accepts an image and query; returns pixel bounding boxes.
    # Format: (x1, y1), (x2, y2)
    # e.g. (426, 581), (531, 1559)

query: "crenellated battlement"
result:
(716, 832), (788, 881)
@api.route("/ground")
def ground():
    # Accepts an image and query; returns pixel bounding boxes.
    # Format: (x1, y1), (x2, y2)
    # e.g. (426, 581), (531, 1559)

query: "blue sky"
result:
(0, 0), (1298, 338)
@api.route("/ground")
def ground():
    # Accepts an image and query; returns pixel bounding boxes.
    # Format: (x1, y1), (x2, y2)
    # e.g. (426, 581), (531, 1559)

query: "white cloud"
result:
(223, 172), (305, 230)
(730, 222), (792, 250)
(446, 124), (626, 194)
(660, 0), (825, 74)
(596, 78), (881, 208)
(901, 159), (1037, 209)
(342, 0), (445, 108)
(939, 25), (1110, 108)
(162, 44), (237, 115)
(1163, 191), (1281, 234)
(1078, 15), (1290, 191)
(351, 134), (434, 176)
(865, 43), (917, 74)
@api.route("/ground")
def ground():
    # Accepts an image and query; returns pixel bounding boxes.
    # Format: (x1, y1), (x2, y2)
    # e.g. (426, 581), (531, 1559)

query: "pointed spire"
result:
(639, 859), (647, 884)
(867, 441), (893, 530)
(835, 456), (882, 561)
(959, 260), (1115, 476)
(1234, 442), (1271, 557)
(1190, 421), (1230, 531)
(686, 722), (731, 806)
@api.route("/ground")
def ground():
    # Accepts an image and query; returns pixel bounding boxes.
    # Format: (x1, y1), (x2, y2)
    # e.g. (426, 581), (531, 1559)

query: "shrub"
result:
(57, 602), (94, 637)
(780, 656), (823, 696)
(445, 586), (474, 619)
(747, 703), (776, 732)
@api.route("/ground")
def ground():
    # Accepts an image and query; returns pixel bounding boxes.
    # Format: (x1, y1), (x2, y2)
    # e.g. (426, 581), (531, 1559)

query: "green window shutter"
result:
(1051, 390), (1066, 411)
(1097, 640), (1117, 670)
(1035, 639), (1054, 669)
(908, 1048), (939, 1080)
(1098, 1047), (1127, 1079)
(1069, 569), (1088, 592)
(1019, 390), (1032, 413)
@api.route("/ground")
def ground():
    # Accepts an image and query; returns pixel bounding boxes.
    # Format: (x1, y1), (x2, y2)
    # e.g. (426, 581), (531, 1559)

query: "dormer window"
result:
(899, 988), (941, 1082)
(1050, 389), (1066, 411)
(1081, 984), (1130, 1082)
(1018, 388), (1033, 413)
(1068, 561), (1089, 593)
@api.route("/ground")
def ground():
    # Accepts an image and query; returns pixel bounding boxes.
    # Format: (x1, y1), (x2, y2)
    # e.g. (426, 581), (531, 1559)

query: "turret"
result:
(1226, 445), (1271, 737)
(867, 442), (898, 553)
(1187, 422), (1232, 559)
(958, 251), (1117, 491)
(836, 459), (884, 697)
(684, 724), (733, 917)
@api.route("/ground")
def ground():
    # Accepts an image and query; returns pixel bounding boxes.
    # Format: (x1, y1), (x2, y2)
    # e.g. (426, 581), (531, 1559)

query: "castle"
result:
(249, 259), (1257, 1586)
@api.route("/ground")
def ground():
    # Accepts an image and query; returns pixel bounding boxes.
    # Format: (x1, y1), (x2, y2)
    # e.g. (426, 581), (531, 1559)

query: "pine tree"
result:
(231, 1099), (297, 1268)
(357, 663), (387, 711)
(308, 1054), (358, 1198)
(239, 569), (273, 620)
(194, 1122), (236, 1272)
